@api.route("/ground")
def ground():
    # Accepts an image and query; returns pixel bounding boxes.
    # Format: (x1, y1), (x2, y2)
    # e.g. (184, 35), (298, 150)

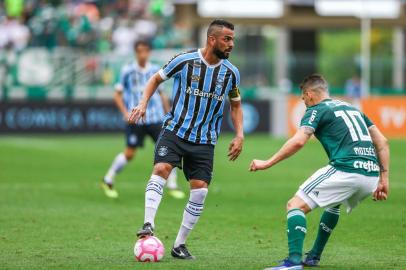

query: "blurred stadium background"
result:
(0, 0), (405, 136)
(1, 1), (406, 269)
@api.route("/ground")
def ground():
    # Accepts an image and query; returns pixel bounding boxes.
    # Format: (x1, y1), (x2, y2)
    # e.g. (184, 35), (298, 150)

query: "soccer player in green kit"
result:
(249, 74), (390, 270)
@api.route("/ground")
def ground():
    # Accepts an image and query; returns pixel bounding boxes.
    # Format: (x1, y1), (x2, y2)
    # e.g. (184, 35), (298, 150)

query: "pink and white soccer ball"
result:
(134, 236), (165, 262)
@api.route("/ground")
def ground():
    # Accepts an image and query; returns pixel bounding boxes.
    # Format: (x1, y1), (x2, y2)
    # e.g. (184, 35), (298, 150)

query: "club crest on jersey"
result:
(191, 75), (200, 82)
(157, 146), (169, 157)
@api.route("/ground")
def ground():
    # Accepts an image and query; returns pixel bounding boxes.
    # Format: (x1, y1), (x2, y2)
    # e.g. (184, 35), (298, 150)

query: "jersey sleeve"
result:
(362, 112), (375, 128)
(228, 68), (241, 102)
(114, 66), (128, 92)
(300, 107), (325, 132)
(158, 53), (188, 81)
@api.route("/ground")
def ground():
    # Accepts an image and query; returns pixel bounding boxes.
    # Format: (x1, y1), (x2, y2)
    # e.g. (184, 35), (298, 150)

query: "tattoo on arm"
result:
(379, 164), (388, 173)
(302, 126), (315, 135)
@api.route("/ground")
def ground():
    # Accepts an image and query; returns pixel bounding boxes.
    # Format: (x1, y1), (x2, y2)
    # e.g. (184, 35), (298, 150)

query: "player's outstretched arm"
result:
(128, 73), (164, 124)
(369, 126), (390, 201)
(249, 127), (312, 171)
(228, 100), (244, 161)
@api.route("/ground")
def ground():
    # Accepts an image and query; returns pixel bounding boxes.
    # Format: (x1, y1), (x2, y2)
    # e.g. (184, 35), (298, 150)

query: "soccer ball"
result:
(134, 236), (165, 262)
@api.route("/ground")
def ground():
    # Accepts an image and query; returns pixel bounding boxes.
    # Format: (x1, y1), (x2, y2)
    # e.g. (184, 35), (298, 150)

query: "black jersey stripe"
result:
(164, 76), (182, 127)
(214, 115), (223, 138)
(184, 62), (208, 141)
(194, 65), (221, 143)
(173, 60), (194, 134)
(206, 68), (232, 143)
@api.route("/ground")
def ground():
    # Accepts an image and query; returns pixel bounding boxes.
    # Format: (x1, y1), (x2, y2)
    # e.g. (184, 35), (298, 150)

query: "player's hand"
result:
(373, 179), (389, 201)
(128, 103), (147, 124)
(228, 136), (243, 161)
(249, 159), (270, 172)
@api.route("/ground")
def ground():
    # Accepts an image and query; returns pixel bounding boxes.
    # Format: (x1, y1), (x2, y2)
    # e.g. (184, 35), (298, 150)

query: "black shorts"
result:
(126, 123), (162, 148)
(154, 129), (215, 184)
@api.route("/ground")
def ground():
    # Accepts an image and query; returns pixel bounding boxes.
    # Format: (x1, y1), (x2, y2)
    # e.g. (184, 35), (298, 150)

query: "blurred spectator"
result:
(74, 1), (100, 23)
(345, 73), (362, 108)
(112, 18), (137, 56)
(0, 0), (183, 53)
(133, 18), (157, 42)
(0, 18), (30, 51)
(345, 74), (362, 99)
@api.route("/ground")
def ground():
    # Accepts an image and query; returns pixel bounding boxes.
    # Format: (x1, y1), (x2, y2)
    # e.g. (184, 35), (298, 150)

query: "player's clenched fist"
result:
(128, 104), (146, 124)
(249, 159), (270, 171)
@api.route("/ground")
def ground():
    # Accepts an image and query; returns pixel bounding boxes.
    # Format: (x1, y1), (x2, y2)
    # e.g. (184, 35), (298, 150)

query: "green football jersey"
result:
(300, 99), (379, 177)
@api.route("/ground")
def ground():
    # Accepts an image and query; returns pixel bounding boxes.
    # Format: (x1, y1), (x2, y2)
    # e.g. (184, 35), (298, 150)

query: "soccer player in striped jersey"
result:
(250, 74), (389, 270)
(101, 40), (184, 200)
(129, 19), (244, 259)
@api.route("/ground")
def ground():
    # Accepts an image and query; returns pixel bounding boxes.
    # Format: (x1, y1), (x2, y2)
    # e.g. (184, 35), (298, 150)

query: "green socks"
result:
(309, 205), (340, 258)
(287, 208), (307, 264)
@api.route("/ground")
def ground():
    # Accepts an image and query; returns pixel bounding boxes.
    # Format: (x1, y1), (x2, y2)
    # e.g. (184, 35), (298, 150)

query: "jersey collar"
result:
(198, 49), (224, 68)
(134, 62), (151, 73)
(308, 98), (332, 108)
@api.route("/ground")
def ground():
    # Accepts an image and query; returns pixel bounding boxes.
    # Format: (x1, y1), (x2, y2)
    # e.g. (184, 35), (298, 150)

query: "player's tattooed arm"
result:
(369, 125), (390, 200)
(249, 128), (311, 171)
(301, 126), (315, 136)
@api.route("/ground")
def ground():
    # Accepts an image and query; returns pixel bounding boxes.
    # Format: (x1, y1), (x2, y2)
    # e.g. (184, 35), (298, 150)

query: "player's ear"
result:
(207, 35), (215, 46)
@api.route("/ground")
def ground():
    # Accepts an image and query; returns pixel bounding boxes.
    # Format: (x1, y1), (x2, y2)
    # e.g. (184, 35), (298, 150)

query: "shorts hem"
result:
(185, 176), (212, 185)
(126, 143), (142, 148)
(153, 160), (182, 170)
(296, 189), (319, 210)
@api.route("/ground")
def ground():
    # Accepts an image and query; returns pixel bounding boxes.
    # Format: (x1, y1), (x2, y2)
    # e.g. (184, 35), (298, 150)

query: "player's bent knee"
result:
(124, 148), (136, 160)
(189, 179), (208, 189)
(286, 196), (311, 213)
(286, 198), (296, 211)
(153, 163), (173, 179)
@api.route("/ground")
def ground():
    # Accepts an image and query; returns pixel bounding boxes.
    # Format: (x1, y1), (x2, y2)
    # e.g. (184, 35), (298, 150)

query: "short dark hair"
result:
(207, 19), (234, 36)
(300, 74), (329, 93)
(134, 40), (151, 50)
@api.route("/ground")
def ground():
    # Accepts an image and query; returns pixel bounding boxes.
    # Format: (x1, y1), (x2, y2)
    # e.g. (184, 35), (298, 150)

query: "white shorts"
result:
(296, 165), (379, 213)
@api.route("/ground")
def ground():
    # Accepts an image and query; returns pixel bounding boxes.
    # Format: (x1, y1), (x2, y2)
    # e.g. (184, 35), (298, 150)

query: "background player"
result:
(101, 40), (184, 200)
(129, 19), (244, 259)
(249, 74), (389, 270)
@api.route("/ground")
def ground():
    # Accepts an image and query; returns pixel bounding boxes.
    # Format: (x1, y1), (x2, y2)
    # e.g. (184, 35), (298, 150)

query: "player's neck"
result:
(312, 95), (330, 106)
(138, 61), (147, 68)
(200, 47), (221, 65)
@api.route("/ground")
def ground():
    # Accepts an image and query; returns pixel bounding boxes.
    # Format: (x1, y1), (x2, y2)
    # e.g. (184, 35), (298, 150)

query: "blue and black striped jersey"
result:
(158, 49), (241, 145)
(116, 62), (165, 125)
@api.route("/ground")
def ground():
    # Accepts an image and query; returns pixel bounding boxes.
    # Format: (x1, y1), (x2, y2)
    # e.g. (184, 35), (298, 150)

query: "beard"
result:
(213, 47), (230, 59)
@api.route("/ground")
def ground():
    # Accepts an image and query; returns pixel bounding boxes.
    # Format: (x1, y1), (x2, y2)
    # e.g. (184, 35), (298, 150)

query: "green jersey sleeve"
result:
(362, 113), (374, 127)
(300, 107), (324, 131)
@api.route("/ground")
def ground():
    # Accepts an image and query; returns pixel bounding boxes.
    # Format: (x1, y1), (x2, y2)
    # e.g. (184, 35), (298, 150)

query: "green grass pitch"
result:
(0, 134), (405, 269)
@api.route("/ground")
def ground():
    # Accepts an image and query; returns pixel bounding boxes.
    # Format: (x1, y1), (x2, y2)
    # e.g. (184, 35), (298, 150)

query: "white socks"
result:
(174, 188), (208, 247)
(104, 152), (128, 184)
(166, 168), (178, 189)
(144, 175), (166, 228)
